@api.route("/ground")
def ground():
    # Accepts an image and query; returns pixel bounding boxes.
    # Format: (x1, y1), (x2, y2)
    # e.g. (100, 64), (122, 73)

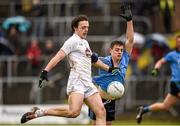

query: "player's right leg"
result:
(39, 92), (84, 118)
(21, 107), (40, 123)
(20, 92), (84, 123)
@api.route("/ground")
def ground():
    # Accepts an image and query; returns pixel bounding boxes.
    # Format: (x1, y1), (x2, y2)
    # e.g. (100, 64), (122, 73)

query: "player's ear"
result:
(108, 48), (112, 54)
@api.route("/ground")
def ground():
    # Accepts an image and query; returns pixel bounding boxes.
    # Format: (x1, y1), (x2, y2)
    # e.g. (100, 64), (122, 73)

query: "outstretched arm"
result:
(92, 55), (119, 73)
(119, 4), (134, 54)
(154, 58), (167, 70)
(39, 49), (66, 88)
(44, 49), (66, 72)
(93, 59), (109, 72)
(151, 58), (167, 76)
(125, 20), (134, 54)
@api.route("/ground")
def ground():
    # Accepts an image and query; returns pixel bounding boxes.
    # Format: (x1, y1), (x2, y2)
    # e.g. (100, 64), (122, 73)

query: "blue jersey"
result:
(164, 50), (180, 82)
(93, 50), (130, 91)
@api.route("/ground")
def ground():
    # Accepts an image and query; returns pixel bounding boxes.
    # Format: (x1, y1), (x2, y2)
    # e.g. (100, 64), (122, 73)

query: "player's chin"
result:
(117, 56), (121, 61)
(82, 34), (87, 38)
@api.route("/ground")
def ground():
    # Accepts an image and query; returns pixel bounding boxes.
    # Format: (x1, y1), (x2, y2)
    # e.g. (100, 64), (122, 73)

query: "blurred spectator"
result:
(31, 0), (46, 17)
(0, 37), (14, 55)
(151, 42), (169, 62)
(6, 24), (22, 55)
(31, 0), (46, 37)
(160, 0), (175, 33)
(93, 0), (104, 11)
(78, 0), (104, 12)
(0, 37), (15, 77)
(131, 0), (158, 16)
(5, 25), (23, 76)
(21, 0), (33, 14)
(26, 38), (42, 75)
(132, 0), (145, 15)
(0, 26), (5, 38)
(44, 39), (55, 56)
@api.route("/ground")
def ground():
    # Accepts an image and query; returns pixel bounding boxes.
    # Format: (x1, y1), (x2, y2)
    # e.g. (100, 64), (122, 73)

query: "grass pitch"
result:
(0, 119), (180, 126)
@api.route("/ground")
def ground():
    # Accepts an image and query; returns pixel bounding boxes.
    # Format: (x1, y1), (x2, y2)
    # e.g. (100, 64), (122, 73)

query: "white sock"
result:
(35, 109), (45, 117)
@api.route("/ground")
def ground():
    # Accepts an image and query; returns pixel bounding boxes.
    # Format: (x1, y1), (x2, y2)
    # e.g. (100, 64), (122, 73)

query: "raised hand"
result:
(120, 4), (132, 21)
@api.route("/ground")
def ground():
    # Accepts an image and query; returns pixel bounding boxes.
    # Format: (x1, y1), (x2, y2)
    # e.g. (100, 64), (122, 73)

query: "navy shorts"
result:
(170, 81), (180, 97)
(88, 99), (115, 121)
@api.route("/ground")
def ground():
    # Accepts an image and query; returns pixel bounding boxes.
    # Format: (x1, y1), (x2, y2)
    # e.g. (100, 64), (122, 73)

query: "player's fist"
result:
(151, 69), (158, 76)
(120, 4), (132, 21)
(108, 67), (120, 74)
(39, 70), (48, 88)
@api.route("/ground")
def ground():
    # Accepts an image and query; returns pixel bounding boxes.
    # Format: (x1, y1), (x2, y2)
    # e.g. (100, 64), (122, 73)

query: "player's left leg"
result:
(85, 92), (106, 125)
(89, 119), (96, 126)
(106, 121), (112, 126)
(89, 119), (112, 126)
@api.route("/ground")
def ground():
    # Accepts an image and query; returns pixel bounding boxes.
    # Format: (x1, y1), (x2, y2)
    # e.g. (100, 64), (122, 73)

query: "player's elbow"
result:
(163, 103), (172, 110)
(128, 36), (134, 43)
(126, 34), (134, 45)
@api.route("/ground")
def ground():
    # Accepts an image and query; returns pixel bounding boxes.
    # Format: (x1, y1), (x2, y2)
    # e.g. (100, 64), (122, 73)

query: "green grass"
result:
(0, 116), (180, 126)
(113, 120), (180, 125)
(0, 119), (180, 126)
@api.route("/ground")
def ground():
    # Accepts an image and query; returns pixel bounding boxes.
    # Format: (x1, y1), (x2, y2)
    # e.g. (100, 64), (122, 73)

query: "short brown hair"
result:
(110, 40), (125, 49)
(71, 15), (89, 32)
(176, 35), (180, 40)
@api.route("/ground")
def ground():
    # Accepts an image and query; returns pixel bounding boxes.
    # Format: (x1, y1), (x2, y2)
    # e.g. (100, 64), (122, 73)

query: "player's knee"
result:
(95, 106), (106, 118)
(163, 103), (171, 110)
(67, 110), (80, 118)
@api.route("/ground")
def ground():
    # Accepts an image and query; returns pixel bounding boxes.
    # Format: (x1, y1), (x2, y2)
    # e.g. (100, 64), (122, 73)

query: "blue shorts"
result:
(88, 99), (115, 121)
(170, 81), (180, 98)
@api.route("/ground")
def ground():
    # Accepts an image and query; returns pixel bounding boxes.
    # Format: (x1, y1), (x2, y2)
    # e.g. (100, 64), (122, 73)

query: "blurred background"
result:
(0, 0), (180, 125)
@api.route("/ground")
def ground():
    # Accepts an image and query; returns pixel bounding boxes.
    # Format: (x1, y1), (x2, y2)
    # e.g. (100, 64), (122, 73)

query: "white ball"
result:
(107, 81), (125, 99)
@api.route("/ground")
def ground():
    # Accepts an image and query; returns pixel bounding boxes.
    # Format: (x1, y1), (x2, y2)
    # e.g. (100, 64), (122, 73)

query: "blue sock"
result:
(143, 106), (150, 113)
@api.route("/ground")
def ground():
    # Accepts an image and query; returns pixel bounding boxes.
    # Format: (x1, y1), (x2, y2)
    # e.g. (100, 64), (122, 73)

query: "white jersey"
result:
(61, 34), (92, 83)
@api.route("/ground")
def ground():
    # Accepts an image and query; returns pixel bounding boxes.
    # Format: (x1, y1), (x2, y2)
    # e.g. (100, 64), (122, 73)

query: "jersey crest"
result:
(85, 48), (91, 58)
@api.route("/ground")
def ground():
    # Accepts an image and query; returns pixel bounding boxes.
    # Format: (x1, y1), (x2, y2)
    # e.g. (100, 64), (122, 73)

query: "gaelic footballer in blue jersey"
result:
(89, 4), (134, 126)
(136, 35), (180, 124)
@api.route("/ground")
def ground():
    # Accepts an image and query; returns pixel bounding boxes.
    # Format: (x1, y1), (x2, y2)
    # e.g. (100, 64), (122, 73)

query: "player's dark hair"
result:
(176, 35), (180, 40)
(71, 15), (89, 32)
(110, 40), (125, 49)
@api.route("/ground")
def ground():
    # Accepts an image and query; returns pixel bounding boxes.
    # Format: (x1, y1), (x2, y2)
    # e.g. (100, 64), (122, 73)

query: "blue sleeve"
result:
(98, 56), (112, 75)
(164, 52), (173, 63)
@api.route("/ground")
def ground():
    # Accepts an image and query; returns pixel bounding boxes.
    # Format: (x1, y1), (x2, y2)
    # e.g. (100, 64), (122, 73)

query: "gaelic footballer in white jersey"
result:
(61, 33), (97, 97)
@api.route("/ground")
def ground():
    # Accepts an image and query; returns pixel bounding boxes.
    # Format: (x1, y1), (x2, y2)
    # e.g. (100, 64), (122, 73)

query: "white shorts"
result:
(67, 78), (98, 98)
